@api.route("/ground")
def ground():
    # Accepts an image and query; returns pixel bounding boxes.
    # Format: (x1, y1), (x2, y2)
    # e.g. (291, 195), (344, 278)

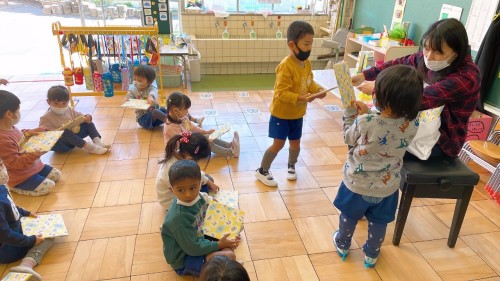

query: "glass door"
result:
(78, 0), (143, 27)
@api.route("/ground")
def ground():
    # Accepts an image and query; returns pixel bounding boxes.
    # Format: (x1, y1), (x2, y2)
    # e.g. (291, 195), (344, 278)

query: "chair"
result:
(459, 119), (500, 204)
(392, 154), (480, 248)
(322, 28), (349, 67)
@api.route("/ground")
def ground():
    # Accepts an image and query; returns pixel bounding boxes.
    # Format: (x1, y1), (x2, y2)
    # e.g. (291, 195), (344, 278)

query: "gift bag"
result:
(407, 105), (444, 160)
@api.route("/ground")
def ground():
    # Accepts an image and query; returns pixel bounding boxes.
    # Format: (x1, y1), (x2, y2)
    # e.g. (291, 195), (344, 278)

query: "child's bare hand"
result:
(29, 212), (38, 218)
(314, 91), (327, 99)
(83, 114), (92, 123)
(147, 97), (155, 105)
(34, 235), (45, 246)
(28, 127), (47, 135)
(0, 79), (8, 85)
(218, 234), (240, 250)
(355, 101), (370, 115)
(207, 180), (220, 193)
(205, 129), (215, 135)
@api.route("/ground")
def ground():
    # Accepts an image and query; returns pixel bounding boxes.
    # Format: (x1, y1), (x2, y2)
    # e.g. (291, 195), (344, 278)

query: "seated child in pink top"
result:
(39, 86), (110, 155)
(163, 92), (240, 159)
(0, 90), (61, 196)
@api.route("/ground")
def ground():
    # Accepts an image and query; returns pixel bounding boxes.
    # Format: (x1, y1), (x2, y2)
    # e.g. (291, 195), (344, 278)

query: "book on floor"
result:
(208, 123), (231, 140)
(121, 99), (151, 110)
(20, 131), (64, 153)
(203, 201), (244, 239)
(20, 214), (68, 238)
(209, 189), (239, 209)
(332, 62), (357, 108)
(2, 272), (32, 281)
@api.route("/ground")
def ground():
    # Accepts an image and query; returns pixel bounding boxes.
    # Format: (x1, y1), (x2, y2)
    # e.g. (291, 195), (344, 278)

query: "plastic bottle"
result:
(110, 63), (122, 83)
(83, 67), (94, 90)
(102, 72), (114, 97)
(93, 71), (104, 91)
(73, 67), (84, 85)
(121, 67), (130, 91)
(63, 67), (74, 86)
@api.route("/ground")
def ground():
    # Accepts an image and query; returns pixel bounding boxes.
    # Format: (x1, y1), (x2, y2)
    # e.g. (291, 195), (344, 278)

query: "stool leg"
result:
(447, 185), (474, 248)
(392, 183), (415, 246)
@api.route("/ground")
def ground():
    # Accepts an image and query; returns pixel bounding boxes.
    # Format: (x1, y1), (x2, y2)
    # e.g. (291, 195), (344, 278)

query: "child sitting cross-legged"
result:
(0, 90), (61, 196)
(39, 85), (110, 154)
(163, 92), (240, 159)
(332, 65), (423, 268)
(0, 159), (54, 281)
(161, 159), (240, 277)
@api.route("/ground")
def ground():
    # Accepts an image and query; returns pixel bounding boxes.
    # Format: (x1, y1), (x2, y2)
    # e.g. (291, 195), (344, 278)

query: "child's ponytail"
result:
(160, 132), (211, 164)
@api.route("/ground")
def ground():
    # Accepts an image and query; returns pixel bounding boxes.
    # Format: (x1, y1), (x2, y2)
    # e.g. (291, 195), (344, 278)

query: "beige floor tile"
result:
(413, 239), (497, 280)
(306, 108), (332, 121)
(138, 202), (167, 234)
(231, 171), (278, 194)
(309, 165), (344, 188)
(310, 251), (382, 281)
(132, 233), (170, 275)
(245, 220), (307, 260)
(101, 159), (148, 181)
(40, 151), (69, 165)
(91, 117), (123, 130)
(281, 189), (337, 218)
(119, 116), (143, 130)
(234, 230), (252, 262)
(10, 193), (45, 214)
(204, 157), (229, 174)
(307, 118), (343, 133)
(52, 208), (90, 243)
(114, 129), (152, 143)
(92, 107), (125, 119)
(294, 216), (336, 254)
(375, 244), (442, 281)
(38, 182), (99, 212)
(143, 178), (158, 203)
(248, 122), (270, 136)
(212, 102), (242, 113)
(64, 149), (110, 164)
(352, 219), (410, 248)
(300, 147), (342, 166)
(59, 161), (106, 184)
(471, 200), (500, 227)
(81, 205), (141, 240)
(130, 272), (195, 280)
(462, 232), (500, 275)
(228, 151), (263, 172)
(401, 206), (450, 243)
(273, 167), (320, 191)
(239, 192), (290, 223)
(108, 142), (151, 160)
(428, 203), (499, 236)
(93, 179), (144, 207)
(229, 123), (253, 137)
(208, 172), (234, 191)
(317, 131), (347, 147)
(216, 112), (248, 124)
(254, 255), (319, 281)
(35, 242), (78, 281)
(253, 135), (289, 151)
(67, 236), (135, 281)
(148, 141), (165, 159)
(146, 157), (161, 179)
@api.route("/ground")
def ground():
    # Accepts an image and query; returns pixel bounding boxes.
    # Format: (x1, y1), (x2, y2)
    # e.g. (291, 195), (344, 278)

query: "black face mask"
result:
(293, 45), (311, 61)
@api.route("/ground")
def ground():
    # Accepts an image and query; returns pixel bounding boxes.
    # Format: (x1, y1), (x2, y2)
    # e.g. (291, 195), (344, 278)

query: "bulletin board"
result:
(141, 0), (170, 34)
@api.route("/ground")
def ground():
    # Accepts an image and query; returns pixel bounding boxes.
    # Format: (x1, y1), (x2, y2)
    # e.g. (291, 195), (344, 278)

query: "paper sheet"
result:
(1, 273), (32, 281)
(209, 189), (239, 209)
(332, 62), (357, 108)
(209, 123), (231, 140)
(20, 131), (64, 153)
(121, 99), (150, 110)
(21, 214), (68, 238)
(203, 201), (244, 239)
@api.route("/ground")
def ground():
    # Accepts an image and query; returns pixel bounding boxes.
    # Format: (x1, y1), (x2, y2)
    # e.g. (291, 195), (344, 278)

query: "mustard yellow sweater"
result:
(269, 56), (322, 120)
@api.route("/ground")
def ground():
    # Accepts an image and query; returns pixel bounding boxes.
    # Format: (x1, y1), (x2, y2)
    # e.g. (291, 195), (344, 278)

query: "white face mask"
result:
(133, 81), (146, 90)
(11, 111), (21, 126)
(424, 53), (456, 72)
(51, 106), (68, 115)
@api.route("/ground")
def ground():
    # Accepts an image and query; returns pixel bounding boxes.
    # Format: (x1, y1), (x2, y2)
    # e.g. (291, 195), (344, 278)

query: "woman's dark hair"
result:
(168, 159), (201, 186)
(133, 65), (156, 84)
(166, 92), (191, 123)
(47, 85), (70, 101)
(200, 256), (250, 281)
(287, 20), (314, 44)
(0, 90), (21, 118)
(374, 65), (423, 120)
(419, 18), (470, 82)
(160, 132), (211, 164)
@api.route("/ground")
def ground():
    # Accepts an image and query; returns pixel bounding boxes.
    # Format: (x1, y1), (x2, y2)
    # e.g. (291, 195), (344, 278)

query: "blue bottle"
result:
(102, 72), (114, 97)
(110, 63), (122, 83)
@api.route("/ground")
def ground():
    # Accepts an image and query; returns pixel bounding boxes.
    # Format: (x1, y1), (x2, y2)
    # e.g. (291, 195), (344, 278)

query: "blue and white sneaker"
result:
(333, 230), (349, 261)
(364, 255), (378, 268)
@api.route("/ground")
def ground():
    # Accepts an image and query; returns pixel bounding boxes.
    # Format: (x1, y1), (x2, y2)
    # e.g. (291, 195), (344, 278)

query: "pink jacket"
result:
(163, 120), (205, 144)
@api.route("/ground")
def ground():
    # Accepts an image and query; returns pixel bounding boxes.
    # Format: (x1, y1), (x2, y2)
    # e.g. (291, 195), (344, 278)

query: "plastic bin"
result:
(189, 58), (200, 82)
(156, 74), (182, 88)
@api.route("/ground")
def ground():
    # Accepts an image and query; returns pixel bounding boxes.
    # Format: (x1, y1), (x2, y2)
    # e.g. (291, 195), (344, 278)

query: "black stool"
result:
(392, 154), (480, 248)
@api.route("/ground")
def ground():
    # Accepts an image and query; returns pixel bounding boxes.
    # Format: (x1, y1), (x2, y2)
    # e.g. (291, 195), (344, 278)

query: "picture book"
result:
(203, 201), (244, 239)
(121, 99), (150, 110)
(21, 214), (68, 238)
(209, 189), (239, 209)
(1, 273), (32, 281)
(20, 131), (64, 153)
(209, 123), (231, 140)
(332, 62), (357, 108)
(57, 115), (86, 133)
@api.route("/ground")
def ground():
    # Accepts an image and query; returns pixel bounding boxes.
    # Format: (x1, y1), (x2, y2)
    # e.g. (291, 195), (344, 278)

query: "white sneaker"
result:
(287, 164), (297, 181)
(92, 137), (111, 148)
(364, 255), (378, 268)
(333, 231), (349, 261)
(84, 141), (109, 154)
(231, 131), (240, 158)
(9, 265), (42, 281)
(255, 168), (278, 187)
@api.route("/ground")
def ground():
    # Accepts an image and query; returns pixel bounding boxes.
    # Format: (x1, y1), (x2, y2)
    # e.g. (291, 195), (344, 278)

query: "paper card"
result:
(209, 123), (231, 140)
(209, 190), (239, 209)
(203, 201), (244, 239)
(121, 99), (150, 110)
(417, 106), (444, 123)
(308, 86), (337, 99)
(332, 62), (357, 108)
(20, 131), (63, 153)
(21, 214), (68, 238)
(2, 273), (32, 281)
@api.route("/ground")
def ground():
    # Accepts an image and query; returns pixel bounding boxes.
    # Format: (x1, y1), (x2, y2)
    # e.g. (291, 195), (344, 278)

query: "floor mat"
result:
(190, 74), (275, 92)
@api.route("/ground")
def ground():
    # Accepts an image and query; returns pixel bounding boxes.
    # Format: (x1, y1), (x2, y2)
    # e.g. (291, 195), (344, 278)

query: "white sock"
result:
(92, 137), (111, 148)
(84, 141), (109, 154)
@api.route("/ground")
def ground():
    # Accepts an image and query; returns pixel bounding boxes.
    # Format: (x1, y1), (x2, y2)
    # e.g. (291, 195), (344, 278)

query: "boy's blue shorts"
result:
(268, 116), (303, 140)
(333, 181), (399, 224)
(138, 108), (167, 129)
(15, 165), (53, 191)
(174, 255), (206, 276)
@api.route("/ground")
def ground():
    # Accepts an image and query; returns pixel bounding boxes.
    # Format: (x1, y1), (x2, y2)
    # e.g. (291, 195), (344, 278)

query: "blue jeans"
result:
(52, 122), (101, 152)
(0, 220), (31, 264)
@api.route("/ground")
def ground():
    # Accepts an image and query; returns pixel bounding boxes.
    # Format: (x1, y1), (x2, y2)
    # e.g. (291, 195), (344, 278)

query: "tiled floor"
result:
(0, 75), (499, 281)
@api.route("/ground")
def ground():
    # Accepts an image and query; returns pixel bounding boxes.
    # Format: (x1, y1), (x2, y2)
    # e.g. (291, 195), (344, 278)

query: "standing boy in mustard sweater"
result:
(255, 21), (326, 187)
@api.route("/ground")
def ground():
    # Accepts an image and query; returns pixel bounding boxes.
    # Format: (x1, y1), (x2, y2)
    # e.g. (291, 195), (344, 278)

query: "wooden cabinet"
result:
(343, 33), (419, 68)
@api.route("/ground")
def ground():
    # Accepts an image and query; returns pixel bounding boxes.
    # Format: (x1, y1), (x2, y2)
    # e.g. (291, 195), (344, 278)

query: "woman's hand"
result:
(357, 81), (375, 95)
(351, 73), (366, 86)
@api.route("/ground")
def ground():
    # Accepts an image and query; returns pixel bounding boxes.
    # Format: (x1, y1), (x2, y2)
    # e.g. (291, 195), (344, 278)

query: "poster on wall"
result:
(391, 0), (407, 28)
(465, 0), (499, 51)
(259, 0), (281, 3)
(439, 4), (463, 20)
(141, 0), (170, 34)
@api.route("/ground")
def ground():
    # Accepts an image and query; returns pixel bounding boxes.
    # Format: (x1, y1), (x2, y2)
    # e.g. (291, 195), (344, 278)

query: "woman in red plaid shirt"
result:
(353, 18), (480, 157)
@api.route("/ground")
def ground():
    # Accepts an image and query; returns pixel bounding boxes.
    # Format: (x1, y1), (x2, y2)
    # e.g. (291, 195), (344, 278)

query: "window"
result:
(202, 0), (326, 13)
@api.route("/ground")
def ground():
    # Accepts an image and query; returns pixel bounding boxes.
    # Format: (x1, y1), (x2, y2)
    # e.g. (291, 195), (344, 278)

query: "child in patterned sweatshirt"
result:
(332, 65), (423, 268)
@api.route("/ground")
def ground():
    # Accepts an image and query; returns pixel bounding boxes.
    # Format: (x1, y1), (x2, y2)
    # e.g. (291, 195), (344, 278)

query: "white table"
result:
(159, 46), (191, 88)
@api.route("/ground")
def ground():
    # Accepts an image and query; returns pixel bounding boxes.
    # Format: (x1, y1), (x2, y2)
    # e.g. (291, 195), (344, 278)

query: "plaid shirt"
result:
(363, 51), (480, 157)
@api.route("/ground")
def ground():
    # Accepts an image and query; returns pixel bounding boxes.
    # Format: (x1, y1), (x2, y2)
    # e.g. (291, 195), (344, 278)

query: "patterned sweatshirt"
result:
(125, 85), (159, 121)
(342, 108), (419, 197)
(161, 193), (218, 270)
